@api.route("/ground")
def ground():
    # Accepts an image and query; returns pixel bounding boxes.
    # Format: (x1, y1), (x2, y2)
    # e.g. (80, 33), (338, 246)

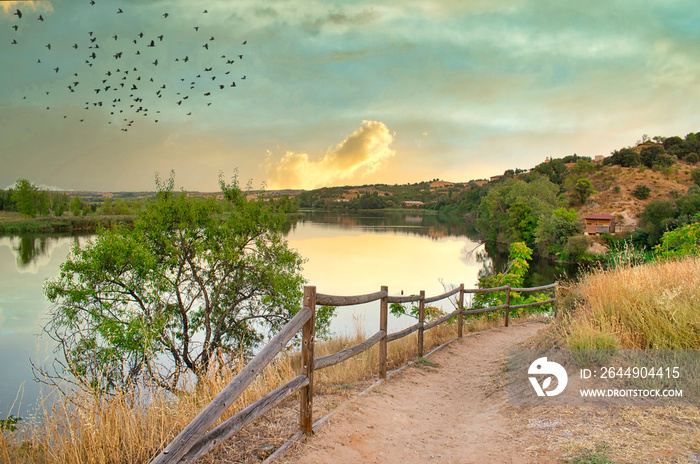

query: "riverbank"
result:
(0, 211), (134, 234)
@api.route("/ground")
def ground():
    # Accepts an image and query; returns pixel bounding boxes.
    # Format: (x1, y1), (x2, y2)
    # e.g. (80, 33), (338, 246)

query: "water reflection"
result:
(288, 210), (469, 241)
(0, 211), (575, 418)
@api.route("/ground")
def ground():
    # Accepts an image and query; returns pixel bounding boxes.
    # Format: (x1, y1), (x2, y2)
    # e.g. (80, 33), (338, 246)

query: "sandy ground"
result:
(280, 321), (553, 464)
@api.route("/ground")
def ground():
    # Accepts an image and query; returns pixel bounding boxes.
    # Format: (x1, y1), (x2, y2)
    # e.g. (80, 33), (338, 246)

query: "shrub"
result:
(632, 185), (651, 200)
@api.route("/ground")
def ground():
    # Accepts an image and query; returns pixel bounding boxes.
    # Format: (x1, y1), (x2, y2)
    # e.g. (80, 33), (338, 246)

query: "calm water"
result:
(0, 211), (568, 418)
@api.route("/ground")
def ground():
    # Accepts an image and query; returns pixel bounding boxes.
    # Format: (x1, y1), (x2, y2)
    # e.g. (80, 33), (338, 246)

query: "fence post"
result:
(417, 290), (425, 357)
(458, 284), (464, 338)
(379, 286), (388, 380)
(553, 281), (559, 316)
(504, 284), (511, 327)
(300, 286), (316, 436)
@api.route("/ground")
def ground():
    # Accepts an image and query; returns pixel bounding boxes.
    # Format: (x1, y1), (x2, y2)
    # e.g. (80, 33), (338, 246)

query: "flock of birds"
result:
(6, 2), (248, 132)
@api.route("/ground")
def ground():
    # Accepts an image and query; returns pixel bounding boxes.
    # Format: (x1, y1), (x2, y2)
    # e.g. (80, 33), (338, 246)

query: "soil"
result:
(277, 321), (700, 464)
(280, 322), (553, 464)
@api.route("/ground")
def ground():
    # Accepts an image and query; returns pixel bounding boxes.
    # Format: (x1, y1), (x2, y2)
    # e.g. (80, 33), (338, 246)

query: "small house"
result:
(585, 214), (615, 235)
(404, 200), (424, 207)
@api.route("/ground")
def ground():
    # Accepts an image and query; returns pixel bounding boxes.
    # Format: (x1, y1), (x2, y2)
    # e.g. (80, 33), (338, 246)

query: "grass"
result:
(524, 255), (700, 463)
(542, 256), (700, 350)
(0, 312), (520, 463)
(566, 444), (617, 464)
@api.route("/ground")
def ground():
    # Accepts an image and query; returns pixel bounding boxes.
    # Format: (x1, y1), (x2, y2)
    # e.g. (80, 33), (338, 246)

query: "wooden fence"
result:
(150, 282), (557, 463)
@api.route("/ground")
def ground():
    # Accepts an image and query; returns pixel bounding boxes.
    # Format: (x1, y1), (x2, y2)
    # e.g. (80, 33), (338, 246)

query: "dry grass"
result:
(522, 256), (700, 463)
(543, 256), (700, 350)
(0, 311), (520, 464)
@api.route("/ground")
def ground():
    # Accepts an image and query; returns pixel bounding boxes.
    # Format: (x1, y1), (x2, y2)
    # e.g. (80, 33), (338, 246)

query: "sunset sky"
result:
(2, 0), (700, 192)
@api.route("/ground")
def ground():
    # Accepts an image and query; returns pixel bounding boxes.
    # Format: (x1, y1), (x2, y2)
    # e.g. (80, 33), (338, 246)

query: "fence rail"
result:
(151, 281), (557, 463)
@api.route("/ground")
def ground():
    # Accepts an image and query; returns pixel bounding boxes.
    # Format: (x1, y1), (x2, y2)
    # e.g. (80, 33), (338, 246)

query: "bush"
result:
(686, 152), (699, 164)
(632, 185), (651, 199)
(564, 235), (590, 261)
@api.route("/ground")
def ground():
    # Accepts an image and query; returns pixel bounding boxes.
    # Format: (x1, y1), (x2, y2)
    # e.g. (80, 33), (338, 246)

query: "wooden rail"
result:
(315, 330), (386, 370)
(151, 281), (557, 463)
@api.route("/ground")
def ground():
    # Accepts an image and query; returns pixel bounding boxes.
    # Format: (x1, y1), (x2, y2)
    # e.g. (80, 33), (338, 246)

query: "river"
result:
(0, 210), (571, 419)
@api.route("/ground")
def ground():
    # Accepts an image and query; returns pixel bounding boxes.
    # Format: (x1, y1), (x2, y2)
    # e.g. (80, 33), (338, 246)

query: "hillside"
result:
(576, 161), (695, 232)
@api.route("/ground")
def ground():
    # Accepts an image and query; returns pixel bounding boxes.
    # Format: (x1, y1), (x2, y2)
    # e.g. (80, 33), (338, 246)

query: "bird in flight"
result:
(38, 15), (44, 21)
(117, 8), (124, 14)
(14, 9), (22, 19)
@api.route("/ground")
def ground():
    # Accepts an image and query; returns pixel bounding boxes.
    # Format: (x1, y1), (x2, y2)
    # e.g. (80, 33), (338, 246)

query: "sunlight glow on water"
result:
(0, 211), (488, 417)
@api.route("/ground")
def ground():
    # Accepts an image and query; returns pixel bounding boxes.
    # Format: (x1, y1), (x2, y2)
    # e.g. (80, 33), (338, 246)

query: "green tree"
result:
(70, 196), (84, 216)
(505, 202), (538, 246)
(640, 200), (677, 246)
(654, 222), (700, 259)
(42, 174), (317, 394)
(640, 145), (673, 168)
(573, 178), (595, 205)
(534, 208), (583, 257)
(11, 179), (39, 217)
(605, 147), (640, 167)
(476, 176), (561, 243)
(98, 197), (113, 215)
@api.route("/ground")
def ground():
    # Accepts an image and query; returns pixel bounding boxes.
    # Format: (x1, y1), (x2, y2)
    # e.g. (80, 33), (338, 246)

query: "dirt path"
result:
(280, 321), (551, 464)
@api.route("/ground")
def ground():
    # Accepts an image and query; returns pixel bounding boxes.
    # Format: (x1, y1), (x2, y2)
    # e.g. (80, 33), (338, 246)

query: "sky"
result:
(2, 0), (700, 192)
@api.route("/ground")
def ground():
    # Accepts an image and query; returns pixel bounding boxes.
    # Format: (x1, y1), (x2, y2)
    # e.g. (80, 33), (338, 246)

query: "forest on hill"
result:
(295, 132), (700, 261)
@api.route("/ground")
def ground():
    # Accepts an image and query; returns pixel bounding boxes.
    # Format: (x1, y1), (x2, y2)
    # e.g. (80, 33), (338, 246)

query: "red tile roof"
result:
(585, 214), (615, 220)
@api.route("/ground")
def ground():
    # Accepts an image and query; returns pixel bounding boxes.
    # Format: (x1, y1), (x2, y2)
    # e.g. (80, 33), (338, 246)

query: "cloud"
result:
(265, 120), (395, 189)
(1, 1), (53, 15)
(302, 7), (379, 35)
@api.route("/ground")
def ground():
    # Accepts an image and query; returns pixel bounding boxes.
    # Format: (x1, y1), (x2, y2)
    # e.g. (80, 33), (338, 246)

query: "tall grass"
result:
(0, 313), (513, 463)
(548, 256), (700, 350)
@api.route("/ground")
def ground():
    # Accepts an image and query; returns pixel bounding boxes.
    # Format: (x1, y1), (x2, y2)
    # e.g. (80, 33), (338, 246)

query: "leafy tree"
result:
(675, 185), (700, 223)
(534, 207), (583, 257)
(70, 196), (84, 216)
(11, 179), (39, 217)
(692, 169), (700, 186)
(573, 178), (595, 205)
(563, 235), (590, 262)
(98, 197), (113, 215)
(505, 202), (537, 246)
(42, 174), (319, 394)
(476, 176), (561, 243)
(654, 222), (700, 259)
(663, 136), (683, 150)
(605, 147), (640, 167)
(532, 158), (569, 184)
(472, 242), (553, 315)
(640, 200), (677, 246)
(640, 145), (672, 168)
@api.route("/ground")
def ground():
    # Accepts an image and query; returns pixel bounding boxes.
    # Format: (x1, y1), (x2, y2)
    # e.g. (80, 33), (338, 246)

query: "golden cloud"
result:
(265, 120), (395, 189)
(1, 1), (53, 15)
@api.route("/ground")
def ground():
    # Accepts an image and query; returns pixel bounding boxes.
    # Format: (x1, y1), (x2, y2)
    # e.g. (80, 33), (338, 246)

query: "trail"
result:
(280, 321), (553, 464)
